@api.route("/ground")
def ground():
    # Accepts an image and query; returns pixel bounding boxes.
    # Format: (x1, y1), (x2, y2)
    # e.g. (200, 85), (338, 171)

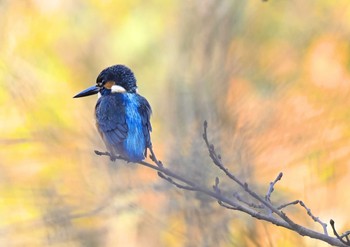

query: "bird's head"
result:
(73, 65), (137, 98)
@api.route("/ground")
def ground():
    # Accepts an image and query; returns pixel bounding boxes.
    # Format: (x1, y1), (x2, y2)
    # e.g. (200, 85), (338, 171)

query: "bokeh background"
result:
(1, 0), (350, 246)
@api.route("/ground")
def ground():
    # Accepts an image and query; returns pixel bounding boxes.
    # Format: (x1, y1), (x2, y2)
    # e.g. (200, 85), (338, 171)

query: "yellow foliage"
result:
(1, 0), (350, 246)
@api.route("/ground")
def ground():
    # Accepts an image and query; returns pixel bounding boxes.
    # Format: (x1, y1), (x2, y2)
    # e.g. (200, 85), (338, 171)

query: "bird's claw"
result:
(110, 155), (117, 161)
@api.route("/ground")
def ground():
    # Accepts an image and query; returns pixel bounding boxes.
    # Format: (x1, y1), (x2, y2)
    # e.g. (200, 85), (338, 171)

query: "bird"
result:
(73, 65), (152, 162)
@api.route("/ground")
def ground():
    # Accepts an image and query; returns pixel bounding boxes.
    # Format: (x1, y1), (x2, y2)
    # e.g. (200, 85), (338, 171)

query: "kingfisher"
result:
(73, 65), (152, 162)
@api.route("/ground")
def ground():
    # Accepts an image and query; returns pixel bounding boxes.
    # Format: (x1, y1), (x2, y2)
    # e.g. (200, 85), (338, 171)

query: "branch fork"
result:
(93, 121), (349, 247)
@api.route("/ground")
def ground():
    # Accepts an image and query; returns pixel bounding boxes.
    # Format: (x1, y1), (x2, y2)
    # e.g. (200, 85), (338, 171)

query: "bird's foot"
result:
(94, 150), (108, 156)
(110, 155), (118, 161)
(94, 150), (127, 162)
(94, 150), (116, 160)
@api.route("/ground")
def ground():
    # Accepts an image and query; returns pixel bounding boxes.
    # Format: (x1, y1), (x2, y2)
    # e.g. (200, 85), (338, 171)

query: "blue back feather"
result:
(95, 92), (152, 162)
(123, 94), (145, 161)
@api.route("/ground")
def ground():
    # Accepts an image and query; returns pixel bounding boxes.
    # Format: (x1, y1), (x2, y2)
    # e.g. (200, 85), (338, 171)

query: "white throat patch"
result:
(111, 85), (127, 93)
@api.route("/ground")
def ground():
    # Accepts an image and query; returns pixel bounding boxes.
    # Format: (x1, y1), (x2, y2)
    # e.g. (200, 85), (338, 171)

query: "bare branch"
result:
(202, 121), (347, 246)
(277, 200), (300, 210)
(203, 121), (301, 228)
(276, 199), (328, 235)
(234, 193), (264, 209)
(299, 201), (328, 235)
(217, 200), (238, 210)
(265, 172), (283, 203)
(157, 172), (196, 191)
(91, 121), (349, 247)
(331, 220), (350, 246)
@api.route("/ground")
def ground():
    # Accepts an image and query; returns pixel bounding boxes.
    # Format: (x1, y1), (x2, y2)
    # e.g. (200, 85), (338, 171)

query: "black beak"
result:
(73, 85), (100, 98)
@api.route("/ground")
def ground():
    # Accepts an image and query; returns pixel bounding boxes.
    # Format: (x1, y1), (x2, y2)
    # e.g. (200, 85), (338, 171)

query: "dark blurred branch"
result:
(94, 121), (348, 247)
(331, 220), (350, 246)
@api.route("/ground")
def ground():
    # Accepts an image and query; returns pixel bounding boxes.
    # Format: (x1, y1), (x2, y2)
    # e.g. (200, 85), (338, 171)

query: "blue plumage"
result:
(95, 92), (151, 161)
(74, 65), (152, 162)
(123, 94), (147, 161)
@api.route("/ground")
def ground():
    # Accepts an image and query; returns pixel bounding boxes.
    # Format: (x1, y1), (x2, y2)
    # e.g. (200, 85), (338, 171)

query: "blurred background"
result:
(1, 0), (350, 246)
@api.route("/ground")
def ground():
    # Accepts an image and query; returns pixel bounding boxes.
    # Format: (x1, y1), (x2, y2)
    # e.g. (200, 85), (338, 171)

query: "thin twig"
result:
(212, 177), (238, 209)
(265, 172), (283, 203)
(330, 220), (350, 246)
(277, 199), (328, 235)
(277, 200), (300, 210)
(299, 201), (328, 235)
(218, 200), (238, 210)
(203, 121), (298, 226)
(341, 232), (350, 239)
(157, 172), (196, 191)
(234, 193), (264, 209)
(202, 121), (347, 246)
(149, 146), (163, 168)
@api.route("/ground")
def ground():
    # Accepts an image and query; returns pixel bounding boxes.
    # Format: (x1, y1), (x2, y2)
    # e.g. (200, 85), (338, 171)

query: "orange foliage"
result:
(1, 0), (350, 246)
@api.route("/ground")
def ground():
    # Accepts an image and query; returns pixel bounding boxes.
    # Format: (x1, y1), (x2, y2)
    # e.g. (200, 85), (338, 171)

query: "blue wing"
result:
(137, 95), (152, 149)
(95, 94), (128, 153)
